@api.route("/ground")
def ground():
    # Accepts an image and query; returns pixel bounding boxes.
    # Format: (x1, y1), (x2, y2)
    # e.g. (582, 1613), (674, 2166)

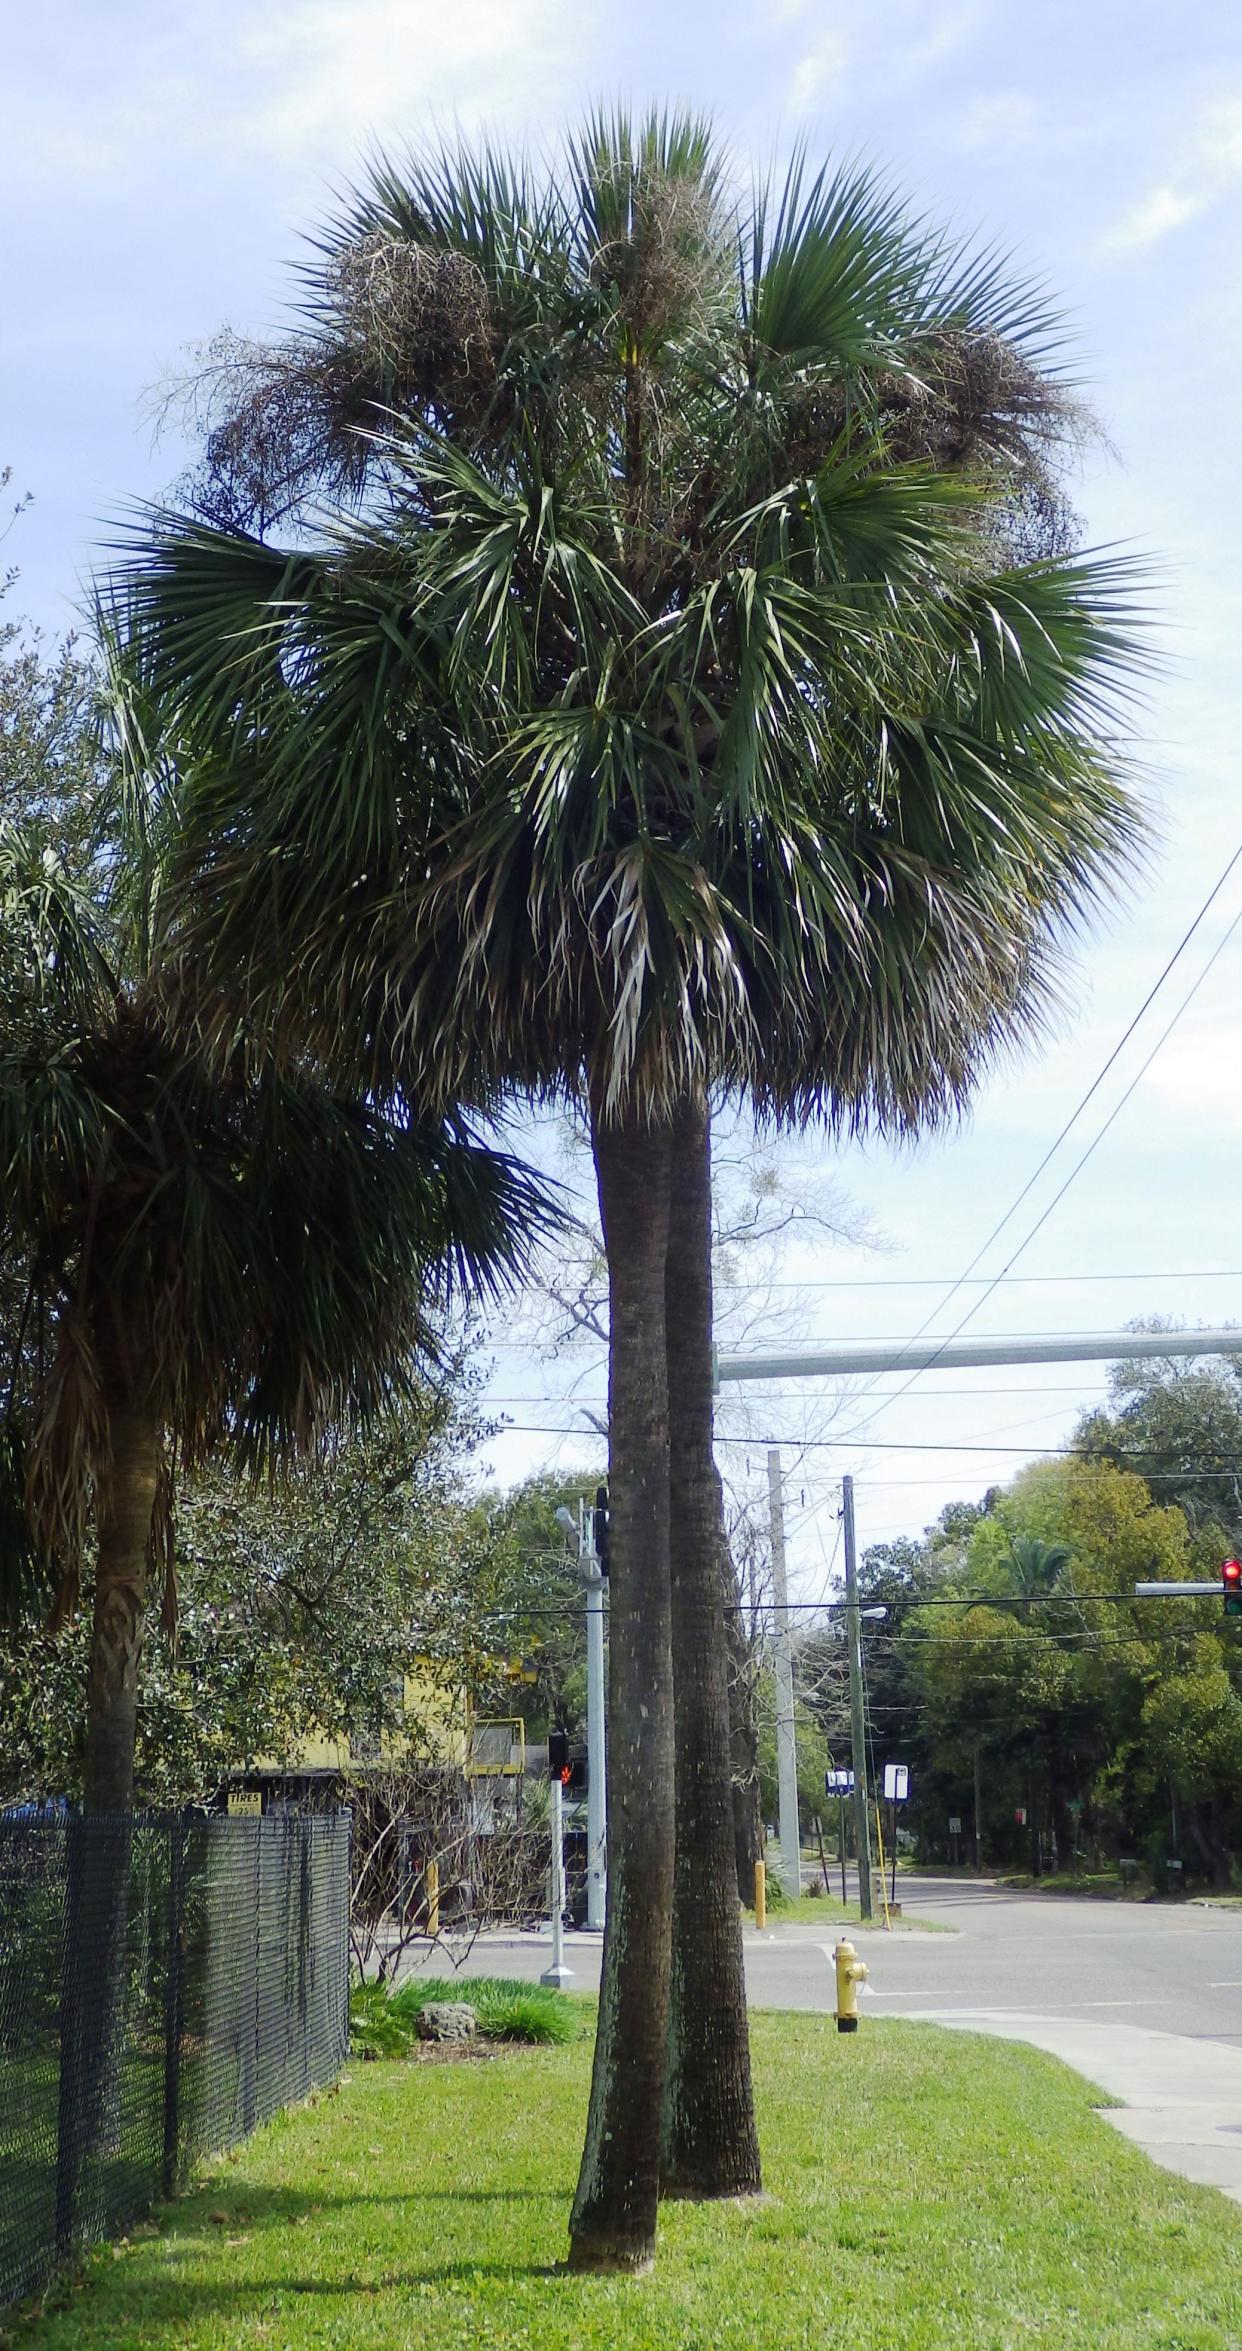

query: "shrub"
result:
(349, 1977), (416, 2058)
(351, 1973), (578, 2056)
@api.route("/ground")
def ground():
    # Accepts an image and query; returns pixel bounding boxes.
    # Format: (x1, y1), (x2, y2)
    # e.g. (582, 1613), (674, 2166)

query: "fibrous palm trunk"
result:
(569, 1103), (676, 2274)
(82, 1369), (160, 1814)
(60, 1357), (159, 2246)
(660, 1094), (760, 2198)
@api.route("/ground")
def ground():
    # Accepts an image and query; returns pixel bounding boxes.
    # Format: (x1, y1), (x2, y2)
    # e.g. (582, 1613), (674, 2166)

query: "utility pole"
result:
(841, 1474), (873, 1921)
(581, 1499), (607, 1933)
(767, 1448), (802, 1898)
(973, 1740), (984, 1873)
(555, 1501), (608, 1933)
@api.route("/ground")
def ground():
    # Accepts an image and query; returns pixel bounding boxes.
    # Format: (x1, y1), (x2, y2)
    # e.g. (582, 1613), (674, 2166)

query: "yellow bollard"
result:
(425, 1858), (440, 1936)
(754, 1859), (767, 1931)
(834, 1939), (868, 2033)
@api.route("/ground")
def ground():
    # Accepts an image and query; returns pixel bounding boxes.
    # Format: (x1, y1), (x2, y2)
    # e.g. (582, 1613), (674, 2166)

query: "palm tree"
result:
(122, 111), (1145, 2269)
(0, 618), (546, 1814)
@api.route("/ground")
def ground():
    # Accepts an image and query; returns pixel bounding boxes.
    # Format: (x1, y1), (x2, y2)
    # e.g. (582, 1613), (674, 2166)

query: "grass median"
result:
(9, 2009), (1242, 2351)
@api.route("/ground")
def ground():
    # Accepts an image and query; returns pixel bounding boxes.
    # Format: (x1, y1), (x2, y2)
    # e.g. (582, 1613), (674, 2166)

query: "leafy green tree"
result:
(0, 618), (546, 1813)
(1078, 1339), (1242, 1542)
(473, 1470), (602, 1735)
(901, 1456), (1242, 1881)
(127, 112), (1145, 2265)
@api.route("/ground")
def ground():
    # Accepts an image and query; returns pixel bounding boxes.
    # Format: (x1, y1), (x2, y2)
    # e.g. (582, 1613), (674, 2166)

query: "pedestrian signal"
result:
(548, 1727), (571, 1783)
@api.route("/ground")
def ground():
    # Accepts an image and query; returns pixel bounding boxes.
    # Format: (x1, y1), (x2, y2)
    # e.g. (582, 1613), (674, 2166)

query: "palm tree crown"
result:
(0, 614), (547, 1800)
(134, 109), (1145, 1131)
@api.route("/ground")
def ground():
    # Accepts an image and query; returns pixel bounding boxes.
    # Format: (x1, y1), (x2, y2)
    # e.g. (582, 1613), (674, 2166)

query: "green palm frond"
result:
(743, 152), (942, 372)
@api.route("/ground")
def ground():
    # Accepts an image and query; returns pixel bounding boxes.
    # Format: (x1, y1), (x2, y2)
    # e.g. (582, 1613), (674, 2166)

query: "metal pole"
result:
(540, 1775), (574, 1989)
(842, 1475), (873, 1921)
(974, 1739), (984, 1873)
(767, 1448), (802, 1898)
(582, 1501), (607, 1933)
(717, 1326), (1242, 1385)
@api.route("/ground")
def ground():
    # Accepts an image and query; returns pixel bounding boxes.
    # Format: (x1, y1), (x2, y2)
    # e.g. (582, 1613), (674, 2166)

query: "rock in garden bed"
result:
(416, 2001), (479, 2043)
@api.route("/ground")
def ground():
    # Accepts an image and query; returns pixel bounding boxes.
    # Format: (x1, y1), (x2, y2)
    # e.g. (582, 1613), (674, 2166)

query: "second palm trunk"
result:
(661, 1094), (760, 2197)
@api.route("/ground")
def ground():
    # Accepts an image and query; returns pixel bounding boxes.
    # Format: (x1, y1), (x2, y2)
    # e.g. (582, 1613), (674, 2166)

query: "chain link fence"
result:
(0, 1811), (349, 2311)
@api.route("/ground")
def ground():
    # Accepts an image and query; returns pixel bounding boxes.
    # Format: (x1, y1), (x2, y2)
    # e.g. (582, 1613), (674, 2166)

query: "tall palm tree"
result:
(123, 111), (1145, 2269)
(0, 619), (545, 1813)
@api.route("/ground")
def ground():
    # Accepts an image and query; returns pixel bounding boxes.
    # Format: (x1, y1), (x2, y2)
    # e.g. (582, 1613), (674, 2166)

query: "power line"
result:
(840, 840), (1242, 1434)
(491, 1417), (1242, 1467)
(721, 1267), (1242, 1293)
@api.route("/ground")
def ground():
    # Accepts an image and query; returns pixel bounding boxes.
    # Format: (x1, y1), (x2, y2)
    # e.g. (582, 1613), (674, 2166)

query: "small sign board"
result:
(882, 1764), (910, 1804)
(825, 1768), (855, 1794)
(1014, 1807), (1028, 1827)
(948, 1814), (962, 1836)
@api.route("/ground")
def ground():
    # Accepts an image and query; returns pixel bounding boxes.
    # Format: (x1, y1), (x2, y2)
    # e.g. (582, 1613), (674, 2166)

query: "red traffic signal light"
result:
(1223, 1560), (1242, 1618)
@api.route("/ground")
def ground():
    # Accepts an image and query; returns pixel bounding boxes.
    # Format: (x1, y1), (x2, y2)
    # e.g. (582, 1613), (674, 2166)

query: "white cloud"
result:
(1106, 184), (1207, 254)
(237, 0), (592, 161)
(2, 0), (599, 205)
(1137, 1014), (1242, 1133)
(787, 27), (850, 113)
(898, 3), (986, 79)
(1103, 91), (1242, 255)
(956, 90), (1036, 154)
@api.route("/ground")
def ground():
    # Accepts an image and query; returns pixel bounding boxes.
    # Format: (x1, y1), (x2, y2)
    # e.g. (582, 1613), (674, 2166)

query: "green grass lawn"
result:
(750, 1890), (951, 1932)
(9, 2011), (1242, 2351)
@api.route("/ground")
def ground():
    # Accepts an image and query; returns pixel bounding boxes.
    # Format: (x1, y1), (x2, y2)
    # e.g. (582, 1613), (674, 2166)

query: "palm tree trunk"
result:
(569, 1103), (675, 2275)
(83, 1381), (160, 1815)
(660, 1094), (760, 2198)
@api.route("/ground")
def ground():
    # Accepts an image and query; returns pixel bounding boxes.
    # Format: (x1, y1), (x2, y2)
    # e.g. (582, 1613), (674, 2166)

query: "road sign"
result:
(948, 1814), (962, 1835)
(825, 1768), (855, 1794)
(883, 1764), (910, 1804)
(1014, 1807), (1027, 1826)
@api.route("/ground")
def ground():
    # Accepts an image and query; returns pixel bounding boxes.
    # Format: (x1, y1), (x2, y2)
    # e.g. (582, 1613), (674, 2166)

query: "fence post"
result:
(54, 1816), (84, 2252)
(162, 1817), (187, 2198)
(245, 1820), (260, 2137)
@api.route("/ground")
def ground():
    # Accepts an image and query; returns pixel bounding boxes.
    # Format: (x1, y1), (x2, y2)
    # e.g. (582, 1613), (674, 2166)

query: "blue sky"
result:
(5, 0), (1242, 1586)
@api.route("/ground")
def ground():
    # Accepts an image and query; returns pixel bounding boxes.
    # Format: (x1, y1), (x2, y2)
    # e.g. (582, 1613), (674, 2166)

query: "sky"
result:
(5, 0), (1242, 1596)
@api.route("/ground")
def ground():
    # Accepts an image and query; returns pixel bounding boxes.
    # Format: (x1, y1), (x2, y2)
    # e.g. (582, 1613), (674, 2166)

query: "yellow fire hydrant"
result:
(834, 1939), (868, 2033)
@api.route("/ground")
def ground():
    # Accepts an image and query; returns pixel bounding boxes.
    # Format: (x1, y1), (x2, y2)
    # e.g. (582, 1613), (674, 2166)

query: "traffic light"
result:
(1223, 1559), (1242, 1618)
(593, 1485), (609, 1577)
(547, 1727), (571, 1783)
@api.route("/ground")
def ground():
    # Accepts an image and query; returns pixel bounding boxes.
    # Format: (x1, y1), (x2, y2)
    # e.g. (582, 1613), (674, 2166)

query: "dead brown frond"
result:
(587, 167), (728, 353)
(30, 1311), (109, 1623)
(331, 232), (493, 390)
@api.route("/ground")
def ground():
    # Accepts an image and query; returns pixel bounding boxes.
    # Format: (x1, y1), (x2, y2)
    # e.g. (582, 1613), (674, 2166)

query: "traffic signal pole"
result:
(842, 1475), (874, 1923)
(540, 1770), (573, 1989)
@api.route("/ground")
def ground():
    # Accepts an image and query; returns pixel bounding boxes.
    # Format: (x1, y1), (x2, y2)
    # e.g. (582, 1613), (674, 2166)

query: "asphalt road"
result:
(444, 1872), (1242, 2050)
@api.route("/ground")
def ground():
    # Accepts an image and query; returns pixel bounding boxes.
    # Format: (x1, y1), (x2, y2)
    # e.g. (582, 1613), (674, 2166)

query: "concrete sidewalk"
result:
(920, 2008), (1242, 2202)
